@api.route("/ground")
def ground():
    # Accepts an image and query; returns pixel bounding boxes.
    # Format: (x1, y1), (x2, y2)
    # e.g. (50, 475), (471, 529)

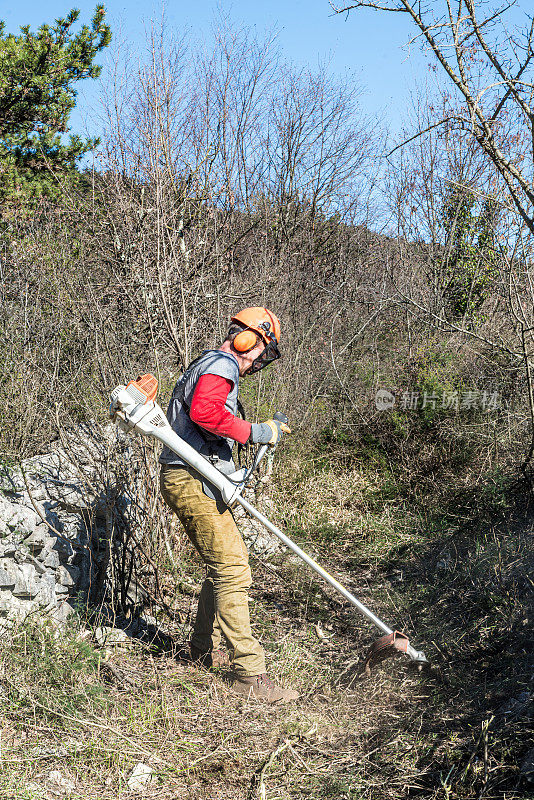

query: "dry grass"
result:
(0, 464), (532, 800)
(0, 615), (430, 800)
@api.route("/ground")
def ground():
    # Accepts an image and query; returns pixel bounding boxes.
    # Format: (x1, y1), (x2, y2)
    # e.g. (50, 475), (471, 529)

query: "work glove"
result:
(250, 416), (291, 445)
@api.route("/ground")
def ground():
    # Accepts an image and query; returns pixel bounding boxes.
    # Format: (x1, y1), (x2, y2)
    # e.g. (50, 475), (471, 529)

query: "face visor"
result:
(247, 339), (281, 374)
(246, 325), (281, 375)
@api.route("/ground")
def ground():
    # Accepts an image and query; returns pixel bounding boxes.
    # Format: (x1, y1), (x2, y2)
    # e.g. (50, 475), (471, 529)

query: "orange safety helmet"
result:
(230, 307), (282, 374)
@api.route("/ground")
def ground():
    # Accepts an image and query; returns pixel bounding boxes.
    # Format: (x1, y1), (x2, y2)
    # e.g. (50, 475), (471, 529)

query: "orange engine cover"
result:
(125, 374), (158, 404)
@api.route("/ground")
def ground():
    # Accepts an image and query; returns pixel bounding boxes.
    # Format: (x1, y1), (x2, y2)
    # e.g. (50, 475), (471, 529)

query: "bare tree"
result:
(333, 0), (534, 233)
(384, 80), (534, 474)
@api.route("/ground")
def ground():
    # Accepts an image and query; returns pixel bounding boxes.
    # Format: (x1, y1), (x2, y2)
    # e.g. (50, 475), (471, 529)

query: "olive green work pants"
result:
(160, 464), (266, 677)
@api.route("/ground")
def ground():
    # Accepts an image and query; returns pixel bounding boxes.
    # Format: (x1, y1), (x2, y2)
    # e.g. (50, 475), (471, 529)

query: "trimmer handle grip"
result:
(252, 412), (289, 471)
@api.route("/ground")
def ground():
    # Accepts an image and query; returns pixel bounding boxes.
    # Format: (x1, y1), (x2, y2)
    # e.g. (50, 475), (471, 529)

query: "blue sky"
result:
(2, 1), (532, 142)
(2, 0), (432, 139)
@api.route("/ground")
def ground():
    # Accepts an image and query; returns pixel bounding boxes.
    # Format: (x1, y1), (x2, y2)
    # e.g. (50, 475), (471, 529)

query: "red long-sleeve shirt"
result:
(189, 373), (251, 444)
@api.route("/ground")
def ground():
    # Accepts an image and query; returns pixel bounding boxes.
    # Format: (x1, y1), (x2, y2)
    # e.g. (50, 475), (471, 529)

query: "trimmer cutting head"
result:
(363, 631), (428, 675)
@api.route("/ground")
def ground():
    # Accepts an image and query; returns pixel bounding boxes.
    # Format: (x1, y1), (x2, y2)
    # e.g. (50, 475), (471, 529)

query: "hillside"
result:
(1, 6), (534, 799)
(0, 453), (532, 799)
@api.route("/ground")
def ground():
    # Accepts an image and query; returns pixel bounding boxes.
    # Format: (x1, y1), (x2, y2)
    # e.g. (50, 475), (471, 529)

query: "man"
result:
(159, 307), (298, 703)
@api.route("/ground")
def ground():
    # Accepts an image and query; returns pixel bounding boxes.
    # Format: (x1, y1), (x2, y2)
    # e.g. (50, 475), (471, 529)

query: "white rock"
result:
(8, 598), (40, 622)
(5, 504), (39, 535)
(12, 564), (40, 598)
(48, 769), (75, 794)
(0, 496), (17, 536)
(41, 548), (60, 569)
(0, 568), (15, 589)
(35, 575), (56, 606)
(94, 626), (132, 647)
(56, 565), (80, 589)
(0, 542), (17, 557)
(0, 592), (16, 615)
(24, 526), (52, 552)
(24, 554), (46, 575)
(127, 762), (154, 791)
(49, 602), (74, 624)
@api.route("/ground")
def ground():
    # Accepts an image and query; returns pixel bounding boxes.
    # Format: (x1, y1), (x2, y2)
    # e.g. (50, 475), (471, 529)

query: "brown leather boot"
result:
(230, 673), (299, 703)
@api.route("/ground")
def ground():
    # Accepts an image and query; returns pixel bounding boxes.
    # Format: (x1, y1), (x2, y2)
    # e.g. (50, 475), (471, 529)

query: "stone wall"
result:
(0, 426), (117, 625)
(0, 425), (281, 628)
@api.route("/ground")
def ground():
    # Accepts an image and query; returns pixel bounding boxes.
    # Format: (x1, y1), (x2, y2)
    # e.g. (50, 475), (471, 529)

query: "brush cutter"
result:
(110, 374), (428, 672)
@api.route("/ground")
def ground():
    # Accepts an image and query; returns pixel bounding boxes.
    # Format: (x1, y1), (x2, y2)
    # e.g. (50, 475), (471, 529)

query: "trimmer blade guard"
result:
(363, 631), (410, 675)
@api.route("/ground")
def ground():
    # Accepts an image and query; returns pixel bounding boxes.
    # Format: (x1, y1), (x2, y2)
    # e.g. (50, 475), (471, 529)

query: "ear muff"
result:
(233, 329), (259, 353)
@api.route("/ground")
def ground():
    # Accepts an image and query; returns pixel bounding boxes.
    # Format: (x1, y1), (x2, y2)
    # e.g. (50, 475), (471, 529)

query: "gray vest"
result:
(159, 350), (241, 501)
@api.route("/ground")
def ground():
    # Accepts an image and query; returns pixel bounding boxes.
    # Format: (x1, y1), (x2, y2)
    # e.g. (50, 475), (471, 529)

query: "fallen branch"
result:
(252, 738), (294, 800)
